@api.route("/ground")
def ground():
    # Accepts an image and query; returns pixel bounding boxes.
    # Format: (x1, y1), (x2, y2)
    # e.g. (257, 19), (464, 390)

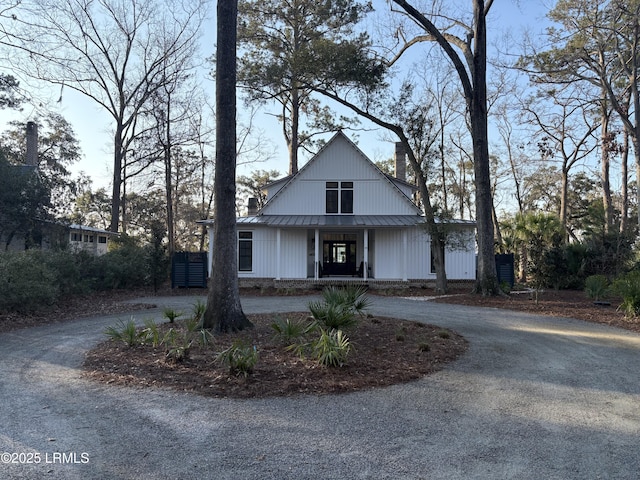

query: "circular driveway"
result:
(1, 295), (639, 479)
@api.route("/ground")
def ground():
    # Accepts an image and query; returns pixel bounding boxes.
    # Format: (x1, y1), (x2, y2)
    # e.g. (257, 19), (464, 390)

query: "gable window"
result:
(326, 181), (353, 214)
(238, 231), (253, 271)
(326, 182), (339, 213)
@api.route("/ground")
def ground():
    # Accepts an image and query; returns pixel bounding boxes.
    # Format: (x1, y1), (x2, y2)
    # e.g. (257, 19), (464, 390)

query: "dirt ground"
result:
(2, 285), (638, 398)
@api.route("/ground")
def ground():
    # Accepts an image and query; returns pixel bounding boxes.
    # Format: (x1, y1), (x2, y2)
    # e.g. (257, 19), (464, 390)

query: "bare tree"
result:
(7, 0), (205, 232)
(523, 86), (599, 236)
(390, 0), (499, 294)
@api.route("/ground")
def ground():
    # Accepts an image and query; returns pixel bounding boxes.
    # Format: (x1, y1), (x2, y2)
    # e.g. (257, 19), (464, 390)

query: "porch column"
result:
(402, 229), (408, 281)
(276, 228), (281, 280)
(207, 226), (214, 277)
(363, 228), (369, 281)
(314, 228), (320, 280)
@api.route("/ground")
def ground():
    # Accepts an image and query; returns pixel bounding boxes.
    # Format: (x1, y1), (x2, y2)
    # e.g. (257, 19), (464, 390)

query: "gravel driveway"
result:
(1, 295), (639, 479)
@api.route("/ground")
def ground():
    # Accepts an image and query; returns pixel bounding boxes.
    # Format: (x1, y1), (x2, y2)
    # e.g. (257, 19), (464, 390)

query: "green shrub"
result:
(140, 318), (162, 347)
(312, 328), (351, 367)
(41, 248), (97, 296)
(308, 300), (359, 329)
(216, 340), (258, 377)
(92, 236), (152, 290)
(104, 318), (144, 347)
(611, 271), (640, 318)
(321, 285), (371, 315)
(271, 316), (316, 344)
(584, 275), (609, 301)
(191, 299), (206, 325)
(165, 330), (192, 363)
(162, 307), (183, 324)
(308, 285), (370, 330)
(0, 250), (59, 313)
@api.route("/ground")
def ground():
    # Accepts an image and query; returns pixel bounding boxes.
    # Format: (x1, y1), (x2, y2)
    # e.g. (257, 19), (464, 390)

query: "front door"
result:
(322, 239), (356, 276)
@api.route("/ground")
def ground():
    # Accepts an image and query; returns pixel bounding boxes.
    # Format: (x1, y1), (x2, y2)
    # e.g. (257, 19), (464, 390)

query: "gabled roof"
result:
(258, 131), (420, 216)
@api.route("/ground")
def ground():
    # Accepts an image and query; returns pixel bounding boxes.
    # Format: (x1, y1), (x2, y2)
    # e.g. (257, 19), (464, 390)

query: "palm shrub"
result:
(312, 328), (352, 367)
(104, 318), (144, 347)
(162, 307), (183, 324)
(308, 285), (370, 330)
(216, 340), (259, 377)
(321, 285), (370, 316)
(271, 315), (316, 344)
(584, 275), (609, 301)
(191, 299), (206, 326)
(611, 271), (640, 318)
(140, 318), (162, 347)
(164, 329), (193, 363)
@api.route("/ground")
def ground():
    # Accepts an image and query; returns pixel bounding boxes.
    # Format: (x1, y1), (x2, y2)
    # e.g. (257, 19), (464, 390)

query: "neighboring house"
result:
(1, 222), (116, 255)
(0, 122), (116, 255)
(68, 224), (116, 256)
(200, 132), (476, 285)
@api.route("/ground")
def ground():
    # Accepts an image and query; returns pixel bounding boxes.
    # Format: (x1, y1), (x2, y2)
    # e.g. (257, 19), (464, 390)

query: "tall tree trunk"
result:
(600, 106), (613, 233)
(620, 129), (629, 232)
(164, 101), (176, 258)
(202, 0), (252, 332)
(471, 0), (499, 295)
(560, 167), (569, 235)
(289, 86), (300, 175)
(110, 127), (124, 232)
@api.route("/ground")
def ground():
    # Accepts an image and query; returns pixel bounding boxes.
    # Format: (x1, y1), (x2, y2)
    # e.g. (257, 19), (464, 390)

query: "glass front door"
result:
(322, 239), (356, 276)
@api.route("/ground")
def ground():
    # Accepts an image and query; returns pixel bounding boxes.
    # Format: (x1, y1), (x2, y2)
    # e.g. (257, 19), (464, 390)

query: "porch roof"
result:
(198, 215), (476, 229)
(236, 214), (426, 227)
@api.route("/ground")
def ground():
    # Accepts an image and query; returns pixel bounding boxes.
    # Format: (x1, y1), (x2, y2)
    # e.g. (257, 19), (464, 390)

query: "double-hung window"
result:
(238, 231), (253, 271)
(326, 181), (353, 214)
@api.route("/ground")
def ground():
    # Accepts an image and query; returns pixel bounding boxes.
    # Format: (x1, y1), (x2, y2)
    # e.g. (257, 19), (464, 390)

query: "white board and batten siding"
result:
(262, 134), (417, 217)
(375, 227), (476, 281)
(237, 227), (308, 279)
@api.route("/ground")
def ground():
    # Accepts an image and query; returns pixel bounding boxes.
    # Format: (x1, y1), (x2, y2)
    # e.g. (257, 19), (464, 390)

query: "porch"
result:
(240, 277), (427, 291)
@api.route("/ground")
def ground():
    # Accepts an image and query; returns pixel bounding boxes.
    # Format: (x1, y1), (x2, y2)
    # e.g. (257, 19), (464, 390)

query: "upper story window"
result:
(326, 181), (353, 214)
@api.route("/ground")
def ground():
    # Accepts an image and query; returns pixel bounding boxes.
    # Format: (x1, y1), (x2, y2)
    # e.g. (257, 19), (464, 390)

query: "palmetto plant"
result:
(270, 316), (316, 344)
(104, 318), (144, 347)
(312, 328), (352, 367)
(215, 340), (259, 377)
(611, 271), (640, 318)
(584, 275), (609, 302)
(162, 307), (183, 324)
(308, 285), (370, 330)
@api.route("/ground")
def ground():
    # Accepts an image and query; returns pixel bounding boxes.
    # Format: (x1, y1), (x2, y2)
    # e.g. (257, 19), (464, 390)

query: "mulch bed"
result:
(83, 312), (468, 398)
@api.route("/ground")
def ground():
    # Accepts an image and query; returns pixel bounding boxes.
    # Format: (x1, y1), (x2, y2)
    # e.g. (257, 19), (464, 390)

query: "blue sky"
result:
(0, 1), (553, 193)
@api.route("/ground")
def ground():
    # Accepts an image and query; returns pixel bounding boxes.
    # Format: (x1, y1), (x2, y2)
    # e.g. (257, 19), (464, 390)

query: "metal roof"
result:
(196, 215), (476, 228)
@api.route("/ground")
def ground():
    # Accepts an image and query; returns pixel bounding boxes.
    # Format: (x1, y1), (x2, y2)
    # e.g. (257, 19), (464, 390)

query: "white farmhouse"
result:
(201, 132), (476, 286)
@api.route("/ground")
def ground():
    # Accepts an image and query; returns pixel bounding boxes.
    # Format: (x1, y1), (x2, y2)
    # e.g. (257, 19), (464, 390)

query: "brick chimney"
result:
(26, 121), (38, 167)
(394, 142), (406, 181)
